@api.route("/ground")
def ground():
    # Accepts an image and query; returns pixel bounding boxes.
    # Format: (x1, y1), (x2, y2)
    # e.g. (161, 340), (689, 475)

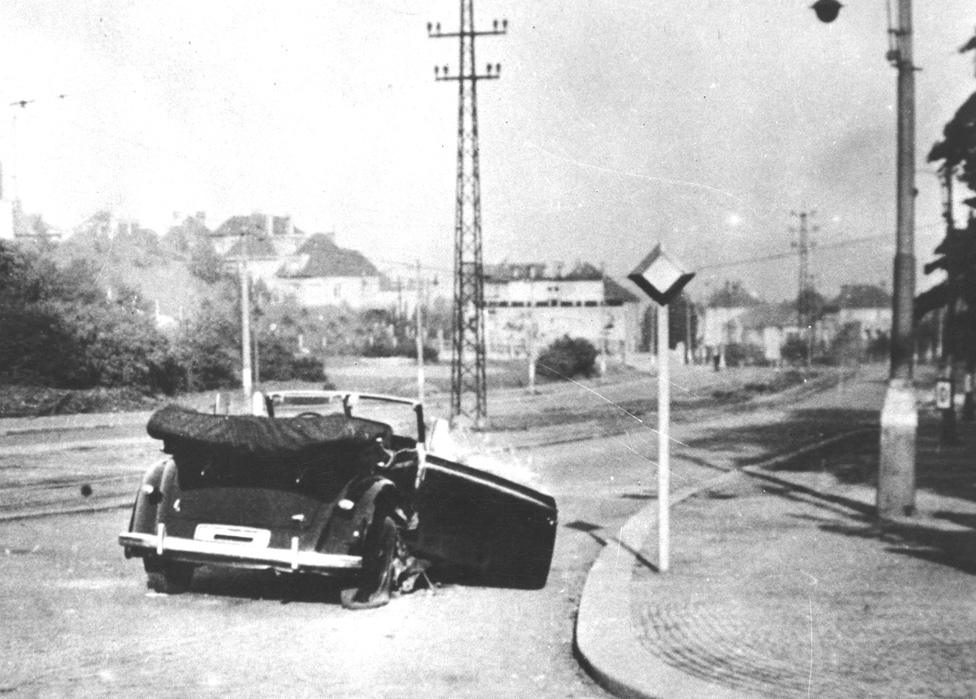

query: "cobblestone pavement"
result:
(631, 415), (976, 698)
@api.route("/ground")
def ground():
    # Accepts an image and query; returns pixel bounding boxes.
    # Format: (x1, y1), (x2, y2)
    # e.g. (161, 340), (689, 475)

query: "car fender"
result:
(319, 476), (401, 555)
(127, 458), (170, 535)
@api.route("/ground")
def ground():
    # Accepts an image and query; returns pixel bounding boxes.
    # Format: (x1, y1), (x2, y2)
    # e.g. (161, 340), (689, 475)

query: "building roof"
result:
(211, 213), (305, 239)
(484, 262), (548, 281)
(222, 234), (278, 260)
(604, 277), (639, 303)
(484, 260), (605, 281)
(165, 215), (211, 239)
(278, 233), (379, 278)
(833, 284), (891, 309)
(707, 281), (762, 308)
(738, 302), (797, 330)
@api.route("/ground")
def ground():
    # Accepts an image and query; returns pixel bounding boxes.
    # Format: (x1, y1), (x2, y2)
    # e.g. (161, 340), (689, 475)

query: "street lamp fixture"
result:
(812, 0), (843, 23)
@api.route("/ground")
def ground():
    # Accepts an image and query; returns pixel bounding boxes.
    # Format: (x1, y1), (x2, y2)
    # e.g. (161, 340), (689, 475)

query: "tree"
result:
(0, 240), (175, 391)
(188, 236), (224, 284)
(922, 40), (976, 419)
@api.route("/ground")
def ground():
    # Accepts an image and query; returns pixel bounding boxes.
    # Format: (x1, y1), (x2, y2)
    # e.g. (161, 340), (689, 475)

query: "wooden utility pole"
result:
(239, 227), (253, 401)
(879, 0), (918, 520)
(415, 261), (426, 403)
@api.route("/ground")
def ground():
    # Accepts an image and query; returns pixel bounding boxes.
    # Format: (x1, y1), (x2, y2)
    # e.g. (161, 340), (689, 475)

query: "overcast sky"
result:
(1, 0), (974, 301)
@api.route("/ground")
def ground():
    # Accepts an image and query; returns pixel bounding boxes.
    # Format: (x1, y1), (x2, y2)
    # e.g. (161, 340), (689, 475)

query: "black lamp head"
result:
(811, 0), (842, 23)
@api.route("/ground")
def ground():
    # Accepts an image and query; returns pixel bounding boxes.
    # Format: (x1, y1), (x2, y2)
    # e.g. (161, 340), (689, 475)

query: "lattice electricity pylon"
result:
(428, 4), (506, 427)
(790, 210), (818, 329)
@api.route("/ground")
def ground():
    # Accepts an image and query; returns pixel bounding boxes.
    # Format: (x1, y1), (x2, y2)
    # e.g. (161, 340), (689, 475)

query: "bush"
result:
(780, 337), (809, 365)
(405, 343), (440, 363)
(536, 335), (598, 380)
(258, 337), (324, 382)
(724, 342), (766, 367)
(291, 355), (326, 382)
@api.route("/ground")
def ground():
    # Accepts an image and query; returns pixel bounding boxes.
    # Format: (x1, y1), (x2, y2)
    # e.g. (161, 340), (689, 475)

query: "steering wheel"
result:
(295, 411), (322, 419)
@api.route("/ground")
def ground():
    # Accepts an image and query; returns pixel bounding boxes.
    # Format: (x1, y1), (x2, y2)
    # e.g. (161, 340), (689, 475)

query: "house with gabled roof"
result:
(270, 232), (382, 308)
(829, 283), (891, 339)
(482, 260), (641, 360)
(736, 301), (801, 363)
(700, 280), (764, 353)
(209, 212), (385, 309)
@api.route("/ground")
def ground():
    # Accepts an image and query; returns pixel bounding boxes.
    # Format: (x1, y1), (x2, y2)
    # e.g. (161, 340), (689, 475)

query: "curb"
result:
(573, 428), (874, 699)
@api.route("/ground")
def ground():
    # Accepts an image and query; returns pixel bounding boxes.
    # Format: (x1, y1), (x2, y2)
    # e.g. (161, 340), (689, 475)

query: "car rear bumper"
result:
(119, 526), (362, 574)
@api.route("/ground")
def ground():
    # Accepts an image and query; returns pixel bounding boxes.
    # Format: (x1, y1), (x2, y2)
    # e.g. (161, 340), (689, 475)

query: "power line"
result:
(697, 233), (888, 271)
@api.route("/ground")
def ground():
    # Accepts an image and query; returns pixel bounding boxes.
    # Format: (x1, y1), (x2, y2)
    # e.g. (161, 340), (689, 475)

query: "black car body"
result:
(119, 392), (558, 607)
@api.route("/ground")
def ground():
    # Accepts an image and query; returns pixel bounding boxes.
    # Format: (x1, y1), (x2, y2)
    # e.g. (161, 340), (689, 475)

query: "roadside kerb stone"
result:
(574, 429), (873, 699)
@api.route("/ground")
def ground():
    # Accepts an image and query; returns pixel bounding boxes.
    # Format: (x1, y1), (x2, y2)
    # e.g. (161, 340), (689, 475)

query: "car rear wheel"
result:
(145, 558), (195, 594)
(341, 515), (397, 610)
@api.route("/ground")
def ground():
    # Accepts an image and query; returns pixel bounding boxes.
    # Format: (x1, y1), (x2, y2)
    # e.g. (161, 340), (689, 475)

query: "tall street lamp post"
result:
(813, 0), (918, 520)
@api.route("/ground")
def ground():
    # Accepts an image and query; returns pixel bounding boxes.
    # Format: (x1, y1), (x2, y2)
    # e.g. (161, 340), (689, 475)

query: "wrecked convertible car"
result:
(118, 392), (558, 608)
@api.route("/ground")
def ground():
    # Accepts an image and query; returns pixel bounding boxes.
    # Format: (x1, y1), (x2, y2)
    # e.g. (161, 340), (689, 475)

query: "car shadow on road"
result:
(187, 567), (347, 605)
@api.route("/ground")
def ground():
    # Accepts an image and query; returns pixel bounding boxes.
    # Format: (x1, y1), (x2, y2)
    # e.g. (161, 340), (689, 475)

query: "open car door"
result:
(411, 454), (558, 589)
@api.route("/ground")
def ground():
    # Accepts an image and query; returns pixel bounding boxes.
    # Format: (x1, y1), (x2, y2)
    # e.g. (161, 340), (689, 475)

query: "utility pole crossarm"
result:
(427, 20), (507, 39)
(434, 72), (501, 82)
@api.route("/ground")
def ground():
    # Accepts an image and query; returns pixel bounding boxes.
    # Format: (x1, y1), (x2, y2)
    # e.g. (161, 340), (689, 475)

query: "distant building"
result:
(736, 302), (800, 363)
(211, 212), (305, 259)
(214, 214), (385, 310)
(482, 260), (641, 360)
(700, 281), (764, 363)
(271, 233), (381, 308)
(828, 283), (892, 339)
(699, 280), (893, 366)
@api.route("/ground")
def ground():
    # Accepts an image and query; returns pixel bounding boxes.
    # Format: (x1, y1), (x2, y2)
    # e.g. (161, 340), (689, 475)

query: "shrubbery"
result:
(535, 335), (598, 380)
(0, 241), (329, 396)
(723, 342), (767, 367)
(0, 242), (176, 392)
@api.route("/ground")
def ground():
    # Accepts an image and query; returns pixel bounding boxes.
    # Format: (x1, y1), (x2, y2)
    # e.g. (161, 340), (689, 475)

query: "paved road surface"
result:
(0, 365), (885, 696)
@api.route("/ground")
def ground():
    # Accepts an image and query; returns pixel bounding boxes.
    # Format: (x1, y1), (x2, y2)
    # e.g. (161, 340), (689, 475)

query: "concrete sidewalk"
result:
(576, 412), (976, 698)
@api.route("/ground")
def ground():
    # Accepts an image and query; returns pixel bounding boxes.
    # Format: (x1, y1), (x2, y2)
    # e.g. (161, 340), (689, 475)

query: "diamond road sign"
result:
(627, 244), (694, 305)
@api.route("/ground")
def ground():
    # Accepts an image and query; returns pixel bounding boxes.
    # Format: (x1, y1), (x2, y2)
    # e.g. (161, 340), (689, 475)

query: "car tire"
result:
(341, 515), (397, 610)
(145, 560), (195, 594)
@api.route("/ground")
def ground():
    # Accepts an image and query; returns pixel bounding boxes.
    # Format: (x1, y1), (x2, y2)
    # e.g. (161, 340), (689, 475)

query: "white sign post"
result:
(628, 245), (694, 573)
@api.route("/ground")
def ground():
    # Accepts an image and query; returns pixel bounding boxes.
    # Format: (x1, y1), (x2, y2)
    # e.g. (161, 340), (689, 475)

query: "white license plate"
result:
(194, 524), (272, 547)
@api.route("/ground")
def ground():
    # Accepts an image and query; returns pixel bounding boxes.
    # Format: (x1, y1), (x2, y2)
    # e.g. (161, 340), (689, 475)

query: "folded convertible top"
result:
(147, 405), (392, 456)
